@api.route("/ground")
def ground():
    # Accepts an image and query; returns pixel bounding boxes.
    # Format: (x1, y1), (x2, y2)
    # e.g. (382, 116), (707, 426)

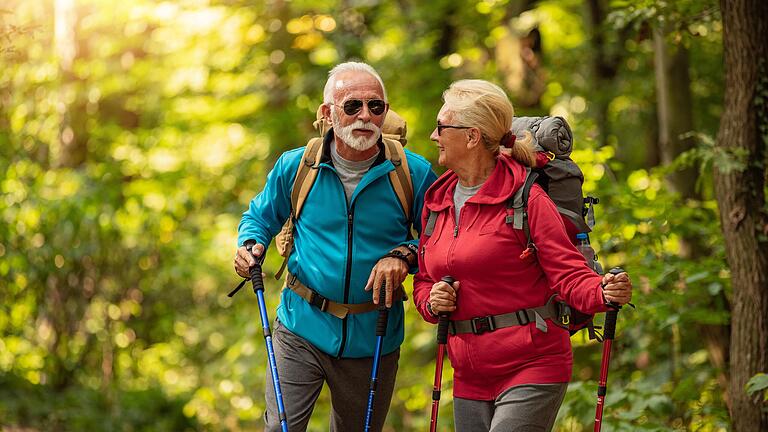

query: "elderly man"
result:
(234, 62), (436, 431)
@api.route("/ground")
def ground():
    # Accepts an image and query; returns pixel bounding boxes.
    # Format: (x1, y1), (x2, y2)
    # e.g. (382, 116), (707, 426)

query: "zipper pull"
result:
(519, 243), (536, 260)
(453, 225), (459, 237)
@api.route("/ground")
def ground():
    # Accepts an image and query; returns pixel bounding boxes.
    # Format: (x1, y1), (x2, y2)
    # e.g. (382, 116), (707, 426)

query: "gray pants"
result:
(453, 383), (568, 432)
(263, 319), (399, 432)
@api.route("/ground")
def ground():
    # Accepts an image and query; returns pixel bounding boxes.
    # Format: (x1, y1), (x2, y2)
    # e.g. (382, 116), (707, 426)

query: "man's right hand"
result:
(234, 243), (266, 278)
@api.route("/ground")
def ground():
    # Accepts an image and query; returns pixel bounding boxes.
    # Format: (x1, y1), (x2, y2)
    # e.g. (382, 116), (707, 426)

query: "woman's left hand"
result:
(601, 271), (632, 305)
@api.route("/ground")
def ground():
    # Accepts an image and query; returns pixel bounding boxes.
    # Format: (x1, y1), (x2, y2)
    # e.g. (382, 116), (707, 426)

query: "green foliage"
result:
(746, 373), (768, 402)
(0, 0), (732, 430)
(0, 373), (197, 431)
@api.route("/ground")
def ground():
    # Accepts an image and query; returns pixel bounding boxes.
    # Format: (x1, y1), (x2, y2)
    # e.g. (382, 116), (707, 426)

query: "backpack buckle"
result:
(515, 310), (531, 326)
(470, 316), (496, 334)
(519, 243), (536, 260)
(557, 302), (571, 327)
(308, 290), (329, 312)
(545, 151), (555, 161)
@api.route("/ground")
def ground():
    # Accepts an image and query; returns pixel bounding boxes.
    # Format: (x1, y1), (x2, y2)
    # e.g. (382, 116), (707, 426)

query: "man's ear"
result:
(321, 103), (331, 120)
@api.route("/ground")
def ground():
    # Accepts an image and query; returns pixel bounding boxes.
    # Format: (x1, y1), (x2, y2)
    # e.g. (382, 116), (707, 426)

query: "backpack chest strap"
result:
(283, 271), (405, 319)
(448, 295), (569, 335)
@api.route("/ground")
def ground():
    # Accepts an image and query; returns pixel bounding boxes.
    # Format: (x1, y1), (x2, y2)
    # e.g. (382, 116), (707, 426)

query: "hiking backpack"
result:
(273, 107), (414, 279)
(509, 116), (603, 337)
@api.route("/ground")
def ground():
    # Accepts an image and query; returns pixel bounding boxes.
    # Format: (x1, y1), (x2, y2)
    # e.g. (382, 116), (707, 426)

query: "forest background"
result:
(1, 0), (767, 431)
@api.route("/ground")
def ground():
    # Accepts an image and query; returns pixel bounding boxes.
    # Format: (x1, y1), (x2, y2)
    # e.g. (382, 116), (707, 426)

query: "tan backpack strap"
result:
(273, 219), (294, 280)
(291, 137), (324, 220)
(276, 137), (324, 280)
(382, 138), (414, 221)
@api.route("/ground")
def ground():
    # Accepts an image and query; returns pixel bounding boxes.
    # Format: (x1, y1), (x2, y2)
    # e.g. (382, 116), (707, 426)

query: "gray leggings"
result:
(263, 319), (399, 432)
(453, 383), (568, 432)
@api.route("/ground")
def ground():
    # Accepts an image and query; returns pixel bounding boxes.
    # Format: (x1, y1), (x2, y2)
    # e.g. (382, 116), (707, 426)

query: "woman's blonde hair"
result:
(442, 79), (536, 167)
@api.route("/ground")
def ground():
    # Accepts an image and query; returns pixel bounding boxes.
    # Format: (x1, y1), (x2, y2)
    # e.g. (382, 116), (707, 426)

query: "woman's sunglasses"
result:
(333, 99), (387, 116)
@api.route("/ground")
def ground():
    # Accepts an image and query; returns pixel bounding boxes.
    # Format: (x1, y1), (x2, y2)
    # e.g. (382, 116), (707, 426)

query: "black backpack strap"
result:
(507, 168), (539, 258)
(424, 210), (438, 236)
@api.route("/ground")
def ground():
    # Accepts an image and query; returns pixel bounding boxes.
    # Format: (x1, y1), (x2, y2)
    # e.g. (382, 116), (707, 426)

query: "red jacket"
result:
(413, 155), (607, 400)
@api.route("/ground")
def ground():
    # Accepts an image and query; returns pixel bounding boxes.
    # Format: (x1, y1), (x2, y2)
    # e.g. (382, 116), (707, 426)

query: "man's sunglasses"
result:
(333, 99), (387, 116)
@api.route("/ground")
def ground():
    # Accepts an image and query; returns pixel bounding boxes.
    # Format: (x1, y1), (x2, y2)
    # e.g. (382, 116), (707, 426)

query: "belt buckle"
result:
(309, 291), (329, 312)
(470, 316), (495, 335)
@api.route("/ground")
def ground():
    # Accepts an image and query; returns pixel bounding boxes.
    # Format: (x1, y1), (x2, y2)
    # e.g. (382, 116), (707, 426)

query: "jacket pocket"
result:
(529, 321), (569, 352)
(447, 334), (475, 372)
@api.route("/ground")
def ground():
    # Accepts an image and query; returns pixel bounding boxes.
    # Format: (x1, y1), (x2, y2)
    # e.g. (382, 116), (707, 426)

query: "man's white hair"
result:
(323, 61), (388, 103)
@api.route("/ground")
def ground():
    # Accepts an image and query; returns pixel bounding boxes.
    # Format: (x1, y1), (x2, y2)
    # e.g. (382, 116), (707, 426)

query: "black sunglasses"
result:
(437, 123), (471, 136)
(333, 99), (387, 116)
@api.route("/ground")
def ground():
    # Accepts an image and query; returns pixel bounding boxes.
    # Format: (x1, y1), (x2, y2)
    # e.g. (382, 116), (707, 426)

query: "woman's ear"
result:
(466, 128), (482, 149)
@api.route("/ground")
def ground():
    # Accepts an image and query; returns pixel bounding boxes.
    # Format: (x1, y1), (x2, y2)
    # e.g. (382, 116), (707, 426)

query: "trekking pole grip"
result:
(376, 281), (389, 337)
(437, 276), (455, 344)
(603, 267), (625, 341)
(244, 240), (265, 293)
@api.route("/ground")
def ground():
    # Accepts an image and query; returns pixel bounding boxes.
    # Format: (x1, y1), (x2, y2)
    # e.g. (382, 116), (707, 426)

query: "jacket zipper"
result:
(447, 206), (462, 271)
(338, 205), (354, 358)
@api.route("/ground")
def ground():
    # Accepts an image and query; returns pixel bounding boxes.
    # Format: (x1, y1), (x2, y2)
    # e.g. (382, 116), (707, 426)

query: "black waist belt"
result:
(449, 296), (569, 335)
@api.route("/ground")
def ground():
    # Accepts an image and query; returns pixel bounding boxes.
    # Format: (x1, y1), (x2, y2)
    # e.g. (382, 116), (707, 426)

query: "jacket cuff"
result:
(418, 299), (439, 324)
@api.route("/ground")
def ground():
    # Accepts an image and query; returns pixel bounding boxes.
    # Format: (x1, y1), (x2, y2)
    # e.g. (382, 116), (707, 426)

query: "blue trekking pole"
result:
(243, 240), (289, 432)
(364, 282), (390, 431)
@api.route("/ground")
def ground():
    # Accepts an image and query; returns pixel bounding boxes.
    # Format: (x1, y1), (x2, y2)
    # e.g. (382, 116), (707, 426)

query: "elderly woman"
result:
(412, 79), (632, 431)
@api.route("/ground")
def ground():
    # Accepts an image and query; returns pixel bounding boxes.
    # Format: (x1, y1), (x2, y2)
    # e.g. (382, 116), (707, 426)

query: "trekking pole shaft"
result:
(593, 267), (624, 432)
(365, 283), (389, 432)
(255, 288), (289, 432)
(430, 276), (454, 432)
(245, 241), (288, 432)
(429, 344), (446, 432)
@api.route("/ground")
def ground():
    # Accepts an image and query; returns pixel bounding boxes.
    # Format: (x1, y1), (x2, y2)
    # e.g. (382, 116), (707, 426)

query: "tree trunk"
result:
(716, 1), (768, 430)
(587, 0), (616, 149)
(54, 0), (86, 168)
(586, 0), (632, 150)
(653, 23), (732, 411)
(653, 26), (698, 199)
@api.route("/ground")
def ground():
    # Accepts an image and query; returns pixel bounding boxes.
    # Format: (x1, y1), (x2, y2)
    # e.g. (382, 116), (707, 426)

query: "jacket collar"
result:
(424, 154), (529, 212)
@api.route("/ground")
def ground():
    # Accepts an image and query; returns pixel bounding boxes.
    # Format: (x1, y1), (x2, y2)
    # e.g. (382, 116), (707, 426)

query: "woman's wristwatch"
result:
(425, 301), (439, 317)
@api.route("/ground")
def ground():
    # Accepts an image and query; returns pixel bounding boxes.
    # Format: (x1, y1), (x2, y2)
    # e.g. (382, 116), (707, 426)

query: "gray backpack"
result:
(509, 116), (602, 336)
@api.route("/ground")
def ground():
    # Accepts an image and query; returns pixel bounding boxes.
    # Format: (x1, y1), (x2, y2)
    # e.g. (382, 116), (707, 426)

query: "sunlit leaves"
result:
(0, 0), (734, 430)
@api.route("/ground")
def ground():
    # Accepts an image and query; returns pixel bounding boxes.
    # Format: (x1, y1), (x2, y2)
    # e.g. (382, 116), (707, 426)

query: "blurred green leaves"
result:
(0, 0), (730, 430)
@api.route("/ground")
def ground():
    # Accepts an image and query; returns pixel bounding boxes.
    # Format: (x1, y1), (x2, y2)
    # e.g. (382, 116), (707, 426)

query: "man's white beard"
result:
(332, 108), (381, 151)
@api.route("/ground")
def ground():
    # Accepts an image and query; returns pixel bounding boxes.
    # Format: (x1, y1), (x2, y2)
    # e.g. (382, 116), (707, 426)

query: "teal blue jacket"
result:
(238, 132), (437, 358)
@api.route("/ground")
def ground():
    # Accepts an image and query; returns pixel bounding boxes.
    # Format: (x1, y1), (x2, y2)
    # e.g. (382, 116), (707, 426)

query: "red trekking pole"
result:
(594, 267), (625, 432)
(430, 276), (454, 432)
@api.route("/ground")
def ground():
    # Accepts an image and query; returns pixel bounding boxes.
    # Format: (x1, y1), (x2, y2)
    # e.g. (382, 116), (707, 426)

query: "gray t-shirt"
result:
(454, 181), (483, 224)
(331, 142), (379, 205)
